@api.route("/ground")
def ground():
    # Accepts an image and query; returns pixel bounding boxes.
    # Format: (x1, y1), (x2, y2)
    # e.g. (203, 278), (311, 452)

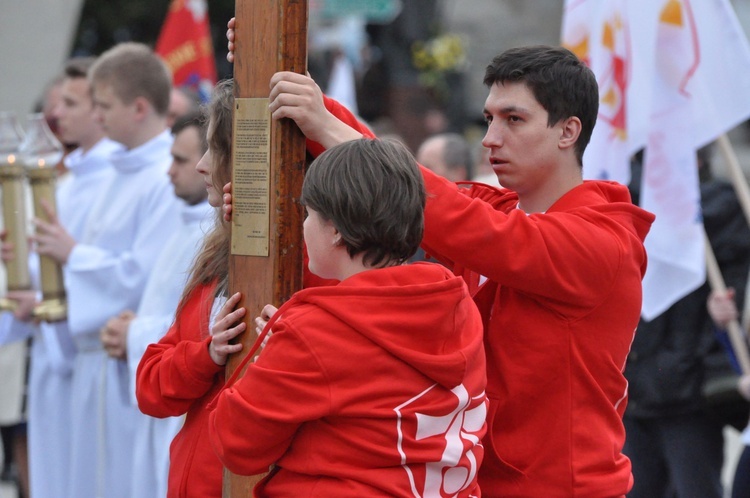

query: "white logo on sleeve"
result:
(394, 383), (487, 497)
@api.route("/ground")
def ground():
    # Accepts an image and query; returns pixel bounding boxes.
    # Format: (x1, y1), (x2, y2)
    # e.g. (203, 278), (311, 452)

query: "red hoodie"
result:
(134, 97), (371, 497)
(136, 281), (224, 498)
(322, 98), (655, 497)
(209, 263), (488, 497)
(420, 173), (654, 497)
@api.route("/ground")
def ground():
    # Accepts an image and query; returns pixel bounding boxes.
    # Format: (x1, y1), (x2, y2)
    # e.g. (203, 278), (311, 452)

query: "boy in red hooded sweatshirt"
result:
(208, 138), (488, 497)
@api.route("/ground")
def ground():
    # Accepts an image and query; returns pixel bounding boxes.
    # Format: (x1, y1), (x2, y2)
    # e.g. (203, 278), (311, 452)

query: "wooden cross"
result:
(226, 0), (308, 495)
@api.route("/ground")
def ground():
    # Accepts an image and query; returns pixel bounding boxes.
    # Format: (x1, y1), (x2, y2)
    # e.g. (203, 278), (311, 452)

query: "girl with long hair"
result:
(135, 79), (245, 498)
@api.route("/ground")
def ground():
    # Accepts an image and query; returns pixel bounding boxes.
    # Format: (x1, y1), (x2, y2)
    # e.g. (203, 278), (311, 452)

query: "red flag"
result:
(156, 0), (217, 101)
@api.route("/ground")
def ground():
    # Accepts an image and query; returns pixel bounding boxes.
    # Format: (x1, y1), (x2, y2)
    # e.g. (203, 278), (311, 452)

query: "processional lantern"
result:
(20, 113), (66, 322)
(0, 111), (31, 311)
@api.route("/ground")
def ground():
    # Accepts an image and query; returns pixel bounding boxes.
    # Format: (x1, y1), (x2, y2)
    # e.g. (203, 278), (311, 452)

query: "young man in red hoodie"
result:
(209, 138), (487, 496)
(226, 39), (656, 496)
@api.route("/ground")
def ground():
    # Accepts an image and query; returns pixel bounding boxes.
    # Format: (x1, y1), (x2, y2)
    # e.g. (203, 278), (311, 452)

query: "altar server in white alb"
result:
(33, 42), (182, 498)
(100, 112), (213, 498)
(0, 56), (119, 498)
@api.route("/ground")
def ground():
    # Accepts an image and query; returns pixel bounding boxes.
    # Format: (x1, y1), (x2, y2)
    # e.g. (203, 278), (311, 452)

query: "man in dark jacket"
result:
(624, 147), (750, 498)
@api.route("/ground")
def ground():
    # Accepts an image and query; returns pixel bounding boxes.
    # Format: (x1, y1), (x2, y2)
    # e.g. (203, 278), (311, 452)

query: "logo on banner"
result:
(655, 0), (700, 101)
(597, 13), (630, 141)
(645, 0), (701, 222)
(563, 6), (631, 142)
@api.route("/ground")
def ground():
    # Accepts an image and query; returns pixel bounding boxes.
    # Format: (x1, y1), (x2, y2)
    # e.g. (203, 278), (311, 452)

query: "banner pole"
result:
(704, 228), (750, 374)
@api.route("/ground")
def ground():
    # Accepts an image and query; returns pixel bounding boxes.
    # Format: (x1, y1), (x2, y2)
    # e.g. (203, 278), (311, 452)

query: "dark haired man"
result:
(252, 44), (655, 496)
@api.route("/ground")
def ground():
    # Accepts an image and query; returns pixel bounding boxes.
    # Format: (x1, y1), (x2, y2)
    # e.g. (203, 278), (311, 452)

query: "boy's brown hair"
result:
(89, 42), (172, 116)
(301, 138), (426, 268)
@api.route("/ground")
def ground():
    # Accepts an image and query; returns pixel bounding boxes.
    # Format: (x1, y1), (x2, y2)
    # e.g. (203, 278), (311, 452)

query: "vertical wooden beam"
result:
(226, 0), (308, 495)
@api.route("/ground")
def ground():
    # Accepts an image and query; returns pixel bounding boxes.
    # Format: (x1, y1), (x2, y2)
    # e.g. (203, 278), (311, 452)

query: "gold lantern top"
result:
(18, 113), (63, 171)
(0, 111), (24, 167)
(19, 113), (67, 322)
(0, 111), (31, 299)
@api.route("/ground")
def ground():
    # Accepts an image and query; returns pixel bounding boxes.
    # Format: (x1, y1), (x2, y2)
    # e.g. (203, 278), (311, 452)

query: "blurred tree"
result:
(359, 0), (470, 151)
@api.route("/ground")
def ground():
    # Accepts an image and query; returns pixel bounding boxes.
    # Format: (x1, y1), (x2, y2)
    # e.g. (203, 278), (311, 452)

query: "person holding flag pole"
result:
(708, 286), (750, 498)
(707, 119), (750, 498)
(622, 148), (750, 498)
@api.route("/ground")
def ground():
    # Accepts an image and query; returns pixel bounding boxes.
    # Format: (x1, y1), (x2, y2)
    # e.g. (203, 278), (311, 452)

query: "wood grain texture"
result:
(225, 1), (308, 495)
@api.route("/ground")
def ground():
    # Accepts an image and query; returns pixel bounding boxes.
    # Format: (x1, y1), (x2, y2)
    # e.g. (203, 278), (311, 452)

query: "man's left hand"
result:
(32, 200), (76, 264)
(101, 310), (136, 360)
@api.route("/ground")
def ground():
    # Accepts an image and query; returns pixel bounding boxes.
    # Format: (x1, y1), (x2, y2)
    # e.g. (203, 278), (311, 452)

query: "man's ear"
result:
(132, 96), (151, 121)
(559, 116), (582, 151)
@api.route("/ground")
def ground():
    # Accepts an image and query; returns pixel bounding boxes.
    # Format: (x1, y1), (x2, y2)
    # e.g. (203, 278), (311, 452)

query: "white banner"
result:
(563, 0), (750, 320)
(562, 0), (660, 184)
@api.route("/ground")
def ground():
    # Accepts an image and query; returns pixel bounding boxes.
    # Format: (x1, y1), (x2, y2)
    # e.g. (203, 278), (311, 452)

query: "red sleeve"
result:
(209, 318), (330, 475)
(136, 283), (224, 418)
(419, 166), (626, 308)
(305, 96), (375, 158)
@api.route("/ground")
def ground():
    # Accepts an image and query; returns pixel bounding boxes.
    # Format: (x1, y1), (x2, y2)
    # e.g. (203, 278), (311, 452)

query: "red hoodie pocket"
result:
(481, 399), (526, 481)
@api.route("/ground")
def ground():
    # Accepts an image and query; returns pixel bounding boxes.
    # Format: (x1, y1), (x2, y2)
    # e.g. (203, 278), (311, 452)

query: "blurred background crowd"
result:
(2, 1), (750, 497)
